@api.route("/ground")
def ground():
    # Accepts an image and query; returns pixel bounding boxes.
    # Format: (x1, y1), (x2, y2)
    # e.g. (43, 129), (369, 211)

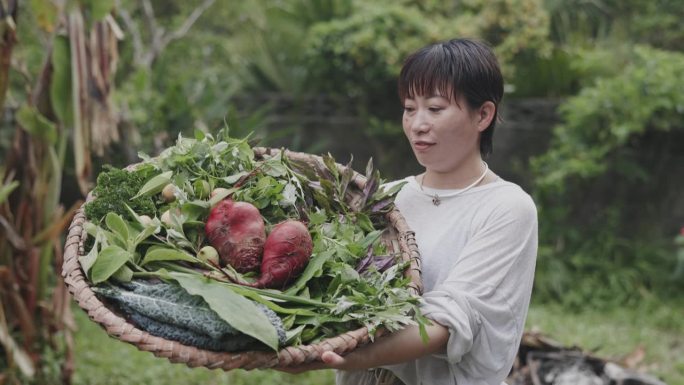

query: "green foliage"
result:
(306, 3), (431, 103)
(624, 0), (684, 51)
(531, 46), (684, 307)
(306, 0), (551, 106)
(533, 207), (678, 308)
(533, 47), (684, 189)
(508, 47), (580, 97)
(83, 131), (423, 352)
(546, 0), (684, 51)
(302, 0), (552, 174)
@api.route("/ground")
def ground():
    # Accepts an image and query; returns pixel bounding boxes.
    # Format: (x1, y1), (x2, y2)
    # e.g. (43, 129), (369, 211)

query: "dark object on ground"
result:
(507, 332), (668, 385)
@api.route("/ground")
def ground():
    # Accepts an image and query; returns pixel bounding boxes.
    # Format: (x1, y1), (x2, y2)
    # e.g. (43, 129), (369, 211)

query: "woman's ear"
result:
(476, 101), (496, 132)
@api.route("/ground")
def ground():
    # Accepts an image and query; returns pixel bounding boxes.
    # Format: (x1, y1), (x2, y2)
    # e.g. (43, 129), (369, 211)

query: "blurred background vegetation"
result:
(1, 0), (683, 384)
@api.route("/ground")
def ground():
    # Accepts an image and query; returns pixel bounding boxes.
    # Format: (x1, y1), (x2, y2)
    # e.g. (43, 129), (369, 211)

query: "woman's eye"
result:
(403, 106), (415, 113)
(429, 107), (443, 113)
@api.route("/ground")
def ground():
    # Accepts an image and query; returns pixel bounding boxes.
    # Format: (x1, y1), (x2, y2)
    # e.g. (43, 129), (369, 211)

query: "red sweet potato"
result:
(249, 220), (313, 289)
(205, 199), (265, 273)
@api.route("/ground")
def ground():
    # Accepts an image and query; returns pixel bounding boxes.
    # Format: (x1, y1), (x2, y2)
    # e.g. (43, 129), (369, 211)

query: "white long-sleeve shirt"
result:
(338, 176), (538, 385)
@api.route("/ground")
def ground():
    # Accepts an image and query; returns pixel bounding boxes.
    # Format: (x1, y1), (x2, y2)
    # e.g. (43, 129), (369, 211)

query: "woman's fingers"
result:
(321, 350), (346, 367)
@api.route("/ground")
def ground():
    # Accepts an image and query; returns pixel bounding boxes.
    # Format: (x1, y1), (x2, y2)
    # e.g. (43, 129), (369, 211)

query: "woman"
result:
(288, 38), (538, 385)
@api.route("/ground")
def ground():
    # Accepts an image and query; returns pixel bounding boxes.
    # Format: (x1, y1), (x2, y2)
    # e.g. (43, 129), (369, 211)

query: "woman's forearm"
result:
(328, 322), (450, 370)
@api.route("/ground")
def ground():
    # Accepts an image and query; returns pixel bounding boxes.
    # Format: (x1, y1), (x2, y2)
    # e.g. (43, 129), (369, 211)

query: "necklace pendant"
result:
(432, 194), (441, 206)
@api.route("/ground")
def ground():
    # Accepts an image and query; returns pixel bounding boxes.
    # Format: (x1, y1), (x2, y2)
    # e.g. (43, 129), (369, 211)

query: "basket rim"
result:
(62, 147), (422, 371)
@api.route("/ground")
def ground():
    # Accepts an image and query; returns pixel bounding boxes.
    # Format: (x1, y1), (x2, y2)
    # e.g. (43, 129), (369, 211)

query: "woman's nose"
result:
(409, 110), (430, 133)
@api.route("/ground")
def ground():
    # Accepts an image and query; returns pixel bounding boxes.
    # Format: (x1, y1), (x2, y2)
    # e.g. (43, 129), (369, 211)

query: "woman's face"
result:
(402, 92), (483, 173)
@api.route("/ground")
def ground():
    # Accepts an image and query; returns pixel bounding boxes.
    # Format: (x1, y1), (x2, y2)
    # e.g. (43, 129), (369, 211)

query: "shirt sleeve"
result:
(419, 194), (538, 379)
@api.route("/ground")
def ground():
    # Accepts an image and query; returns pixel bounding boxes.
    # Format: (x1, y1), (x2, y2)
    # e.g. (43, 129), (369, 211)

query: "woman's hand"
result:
(275, 322), (450, 374)
(273, 351), (349, 374)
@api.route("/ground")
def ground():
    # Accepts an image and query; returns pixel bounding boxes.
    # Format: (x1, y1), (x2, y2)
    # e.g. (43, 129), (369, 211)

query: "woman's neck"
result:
(421, 157), (492, 190)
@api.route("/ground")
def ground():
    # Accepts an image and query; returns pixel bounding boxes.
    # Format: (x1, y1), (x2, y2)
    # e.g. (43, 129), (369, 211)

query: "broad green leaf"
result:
(79, 238), (99, 278)
(338, 263), (360, 283)
(308, 210), (327, 226)
(355, 213), (375, 233)
(141, 247), (198, 266)
(224, 285), (317, 316)
(132, 171), (172, 199)
(170, 273), (279, 351)
(279, 182), (297, 207)
(105, 213), (129, 243)
(262, 159), (287, 177)
(285, 324), (306, 345)
(133, 223), (160, 246)
(91, 245), (131, 284)
(183, 220), (206, 229)
(375, 180), (406, 200)
(111, 265), (133, 282)
(256, 175), (276, 190)
(50, 35), (73, 126)
(221, 284), (331, 307)
(16, 105), (57, 145)
(284, 249), (335, 295)
(84, 222), (100, 237)
(180, 201), (209, 221)
(100, 227), (123, 248)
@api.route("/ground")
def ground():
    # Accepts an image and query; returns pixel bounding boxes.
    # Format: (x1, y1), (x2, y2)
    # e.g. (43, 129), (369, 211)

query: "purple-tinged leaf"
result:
(371, 198), (393, 213)
(355, 248), (375, 273)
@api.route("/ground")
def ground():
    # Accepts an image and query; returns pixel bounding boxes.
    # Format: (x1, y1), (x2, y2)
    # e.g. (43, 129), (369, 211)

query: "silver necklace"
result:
(419, 161), (489, 206)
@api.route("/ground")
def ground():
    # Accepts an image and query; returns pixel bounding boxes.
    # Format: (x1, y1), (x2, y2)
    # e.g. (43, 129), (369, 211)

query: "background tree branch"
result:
(115, 0), (215, 69)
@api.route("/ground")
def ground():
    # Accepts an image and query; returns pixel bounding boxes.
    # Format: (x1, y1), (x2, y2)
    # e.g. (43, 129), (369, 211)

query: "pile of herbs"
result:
(81, 130), (426, 352)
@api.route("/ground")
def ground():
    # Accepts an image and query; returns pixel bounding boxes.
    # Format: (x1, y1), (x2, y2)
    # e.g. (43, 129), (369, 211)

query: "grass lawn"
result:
(525, 300), (684, 385)
(71, 300), (683, 385)
(70, 306), (335, 385)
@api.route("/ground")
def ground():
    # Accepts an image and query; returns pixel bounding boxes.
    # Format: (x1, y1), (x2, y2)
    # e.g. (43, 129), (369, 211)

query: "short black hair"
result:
(398, 38), (504, 158)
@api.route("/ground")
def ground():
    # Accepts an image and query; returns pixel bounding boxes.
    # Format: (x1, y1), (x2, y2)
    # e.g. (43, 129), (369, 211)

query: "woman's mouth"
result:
(413, 141), (435, 151)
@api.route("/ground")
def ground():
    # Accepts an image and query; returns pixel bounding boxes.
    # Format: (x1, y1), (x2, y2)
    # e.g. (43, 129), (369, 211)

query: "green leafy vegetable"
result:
(85, 165), (158, 223)
(91, 245), (132, 284)
(141, 247), (198, 266)
(170, 272), (280, 350)
(132, 171), (173, 199)
(84, 129), (424, 350)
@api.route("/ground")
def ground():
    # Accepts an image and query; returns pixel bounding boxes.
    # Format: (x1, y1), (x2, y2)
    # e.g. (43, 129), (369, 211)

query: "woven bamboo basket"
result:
(62, 147), (423, 373)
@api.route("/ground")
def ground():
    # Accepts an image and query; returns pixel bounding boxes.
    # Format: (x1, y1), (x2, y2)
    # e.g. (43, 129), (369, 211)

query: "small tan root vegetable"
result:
(161, 184), (177, 203)
(205, 199), (265, 273)
(197, 245), (219, 265)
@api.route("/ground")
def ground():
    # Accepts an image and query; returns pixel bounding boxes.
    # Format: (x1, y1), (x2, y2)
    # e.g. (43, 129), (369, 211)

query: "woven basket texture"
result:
(62, 147), (422, 372)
